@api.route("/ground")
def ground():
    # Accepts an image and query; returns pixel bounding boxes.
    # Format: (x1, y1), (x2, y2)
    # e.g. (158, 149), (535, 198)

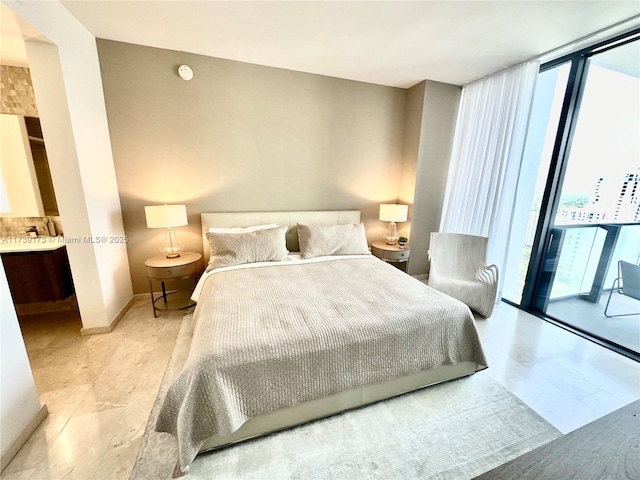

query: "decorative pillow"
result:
(297, 223), (370, 259)
(208, 223), (278, 233)
(206, 226), (288, 271)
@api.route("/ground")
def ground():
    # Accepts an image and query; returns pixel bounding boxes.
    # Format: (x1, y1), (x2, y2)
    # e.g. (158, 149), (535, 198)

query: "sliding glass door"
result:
(505, 31), (640, 357)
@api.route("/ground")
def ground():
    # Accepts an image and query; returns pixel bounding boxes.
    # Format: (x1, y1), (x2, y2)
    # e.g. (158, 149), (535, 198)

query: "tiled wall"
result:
(0, 216), (63, 237)
(0, 65), (38, 117)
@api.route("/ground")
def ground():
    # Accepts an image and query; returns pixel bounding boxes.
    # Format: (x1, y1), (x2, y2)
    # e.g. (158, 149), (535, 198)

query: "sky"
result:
(532, 41), (640, 199)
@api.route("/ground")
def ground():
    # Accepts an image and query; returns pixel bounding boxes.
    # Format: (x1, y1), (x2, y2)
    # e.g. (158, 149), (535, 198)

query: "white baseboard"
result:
(1, 404), (48, 472)
(80, 296), (135, 336)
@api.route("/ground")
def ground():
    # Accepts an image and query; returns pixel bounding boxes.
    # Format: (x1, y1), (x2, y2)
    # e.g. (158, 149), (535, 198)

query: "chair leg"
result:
(604, 283), (616, 318)
(604, 278), (640, 317)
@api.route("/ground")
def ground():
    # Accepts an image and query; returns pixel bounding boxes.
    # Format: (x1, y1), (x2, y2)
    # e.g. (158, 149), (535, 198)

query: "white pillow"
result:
(208, 223), (278, 233)
(297, 223), (370, 259)
(206, 226), (289, 271)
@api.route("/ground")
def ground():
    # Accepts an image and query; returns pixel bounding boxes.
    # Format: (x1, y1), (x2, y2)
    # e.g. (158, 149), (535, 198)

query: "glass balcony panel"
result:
(603, 224), (640, 288)
(544, 224), (639, 354)
(549, 227), (600, 299)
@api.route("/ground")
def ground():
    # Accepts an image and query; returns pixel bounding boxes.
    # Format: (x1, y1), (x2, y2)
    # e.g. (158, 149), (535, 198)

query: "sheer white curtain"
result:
(440, 60), (540, 297)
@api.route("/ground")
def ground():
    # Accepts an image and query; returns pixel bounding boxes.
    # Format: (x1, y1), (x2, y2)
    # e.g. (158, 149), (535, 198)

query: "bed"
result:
(155, 211), (488, 473)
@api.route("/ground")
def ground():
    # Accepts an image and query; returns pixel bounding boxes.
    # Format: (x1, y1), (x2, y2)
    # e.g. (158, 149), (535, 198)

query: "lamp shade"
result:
(379, 204), (408, 223)
(144, 205), (188, 228)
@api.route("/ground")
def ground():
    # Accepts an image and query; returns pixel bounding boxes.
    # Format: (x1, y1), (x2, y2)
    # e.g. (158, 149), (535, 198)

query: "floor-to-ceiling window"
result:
(504, 29), (640, 359)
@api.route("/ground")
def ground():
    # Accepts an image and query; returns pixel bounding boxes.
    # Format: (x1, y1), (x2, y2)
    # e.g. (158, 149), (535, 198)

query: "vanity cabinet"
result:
(1, 246), (74, 304)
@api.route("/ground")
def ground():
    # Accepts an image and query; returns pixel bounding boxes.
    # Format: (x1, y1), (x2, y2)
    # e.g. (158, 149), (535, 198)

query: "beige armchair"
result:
(428, 233), (499, 318)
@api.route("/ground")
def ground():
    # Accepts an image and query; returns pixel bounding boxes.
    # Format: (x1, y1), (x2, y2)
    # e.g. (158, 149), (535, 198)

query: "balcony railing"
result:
(533, 223), (640, 310)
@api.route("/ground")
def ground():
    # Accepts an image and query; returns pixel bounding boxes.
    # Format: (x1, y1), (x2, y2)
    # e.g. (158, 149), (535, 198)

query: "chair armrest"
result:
(477, 264), (499, 286)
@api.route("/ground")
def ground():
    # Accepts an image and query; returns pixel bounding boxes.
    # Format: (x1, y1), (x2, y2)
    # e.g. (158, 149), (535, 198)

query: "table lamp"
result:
(379, 204), (408, 245)
(145, 204), (188, 258)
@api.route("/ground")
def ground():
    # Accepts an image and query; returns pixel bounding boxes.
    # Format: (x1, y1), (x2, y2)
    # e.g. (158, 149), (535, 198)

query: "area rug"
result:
(131, 315), (561, 480)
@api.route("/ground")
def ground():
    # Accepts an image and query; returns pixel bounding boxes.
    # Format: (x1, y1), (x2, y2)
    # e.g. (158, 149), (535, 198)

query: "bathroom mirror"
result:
(0, 114), (58, 217)
(25, 117), (58, 216)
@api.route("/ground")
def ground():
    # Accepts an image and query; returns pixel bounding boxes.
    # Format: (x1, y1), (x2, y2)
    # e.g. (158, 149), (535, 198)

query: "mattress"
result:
(156, 255), (487, 471)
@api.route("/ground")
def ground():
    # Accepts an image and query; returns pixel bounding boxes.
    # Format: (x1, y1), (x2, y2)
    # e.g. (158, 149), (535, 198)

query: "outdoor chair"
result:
(604, 260), (640, 318)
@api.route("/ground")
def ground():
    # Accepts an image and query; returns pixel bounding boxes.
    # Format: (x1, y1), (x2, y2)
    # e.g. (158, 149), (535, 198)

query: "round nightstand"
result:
(370, 240), (410, 272)
(145, 252), (202, 317)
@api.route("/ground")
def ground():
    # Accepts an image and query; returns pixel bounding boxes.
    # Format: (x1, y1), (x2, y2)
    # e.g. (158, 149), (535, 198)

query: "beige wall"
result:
(97, 40), (408, 293)
(398, 81), (426, 242)
(406, 81), (461, 275)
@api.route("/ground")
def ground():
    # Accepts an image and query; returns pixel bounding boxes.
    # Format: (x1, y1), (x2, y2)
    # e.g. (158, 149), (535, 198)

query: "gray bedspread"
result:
(156, 256), (487, 470)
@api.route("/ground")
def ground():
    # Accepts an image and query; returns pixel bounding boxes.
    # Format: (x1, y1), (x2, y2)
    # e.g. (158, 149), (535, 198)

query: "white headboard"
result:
(201, 210), (361, 260)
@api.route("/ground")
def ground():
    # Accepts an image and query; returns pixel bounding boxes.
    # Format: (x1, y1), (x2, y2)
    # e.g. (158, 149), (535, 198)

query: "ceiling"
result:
(4, 1), (640, 87)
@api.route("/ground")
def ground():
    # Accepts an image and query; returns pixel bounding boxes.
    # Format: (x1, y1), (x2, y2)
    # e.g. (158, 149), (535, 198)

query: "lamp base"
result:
(383, 221), (398, 245)
(162, 228), (184, 258)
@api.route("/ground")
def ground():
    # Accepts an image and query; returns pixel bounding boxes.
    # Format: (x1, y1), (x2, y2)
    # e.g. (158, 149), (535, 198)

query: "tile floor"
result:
(2, 298), (188, 480)
(2, 297), (639, 479)
(474, 302), (639, 433)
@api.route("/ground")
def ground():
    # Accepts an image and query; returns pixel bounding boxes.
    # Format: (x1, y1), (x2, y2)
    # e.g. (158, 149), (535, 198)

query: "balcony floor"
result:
(546, 293), (640, 354)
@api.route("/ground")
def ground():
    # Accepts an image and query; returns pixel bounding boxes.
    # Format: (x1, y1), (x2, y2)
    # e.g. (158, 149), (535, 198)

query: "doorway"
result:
(0, 14), (83, 369)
